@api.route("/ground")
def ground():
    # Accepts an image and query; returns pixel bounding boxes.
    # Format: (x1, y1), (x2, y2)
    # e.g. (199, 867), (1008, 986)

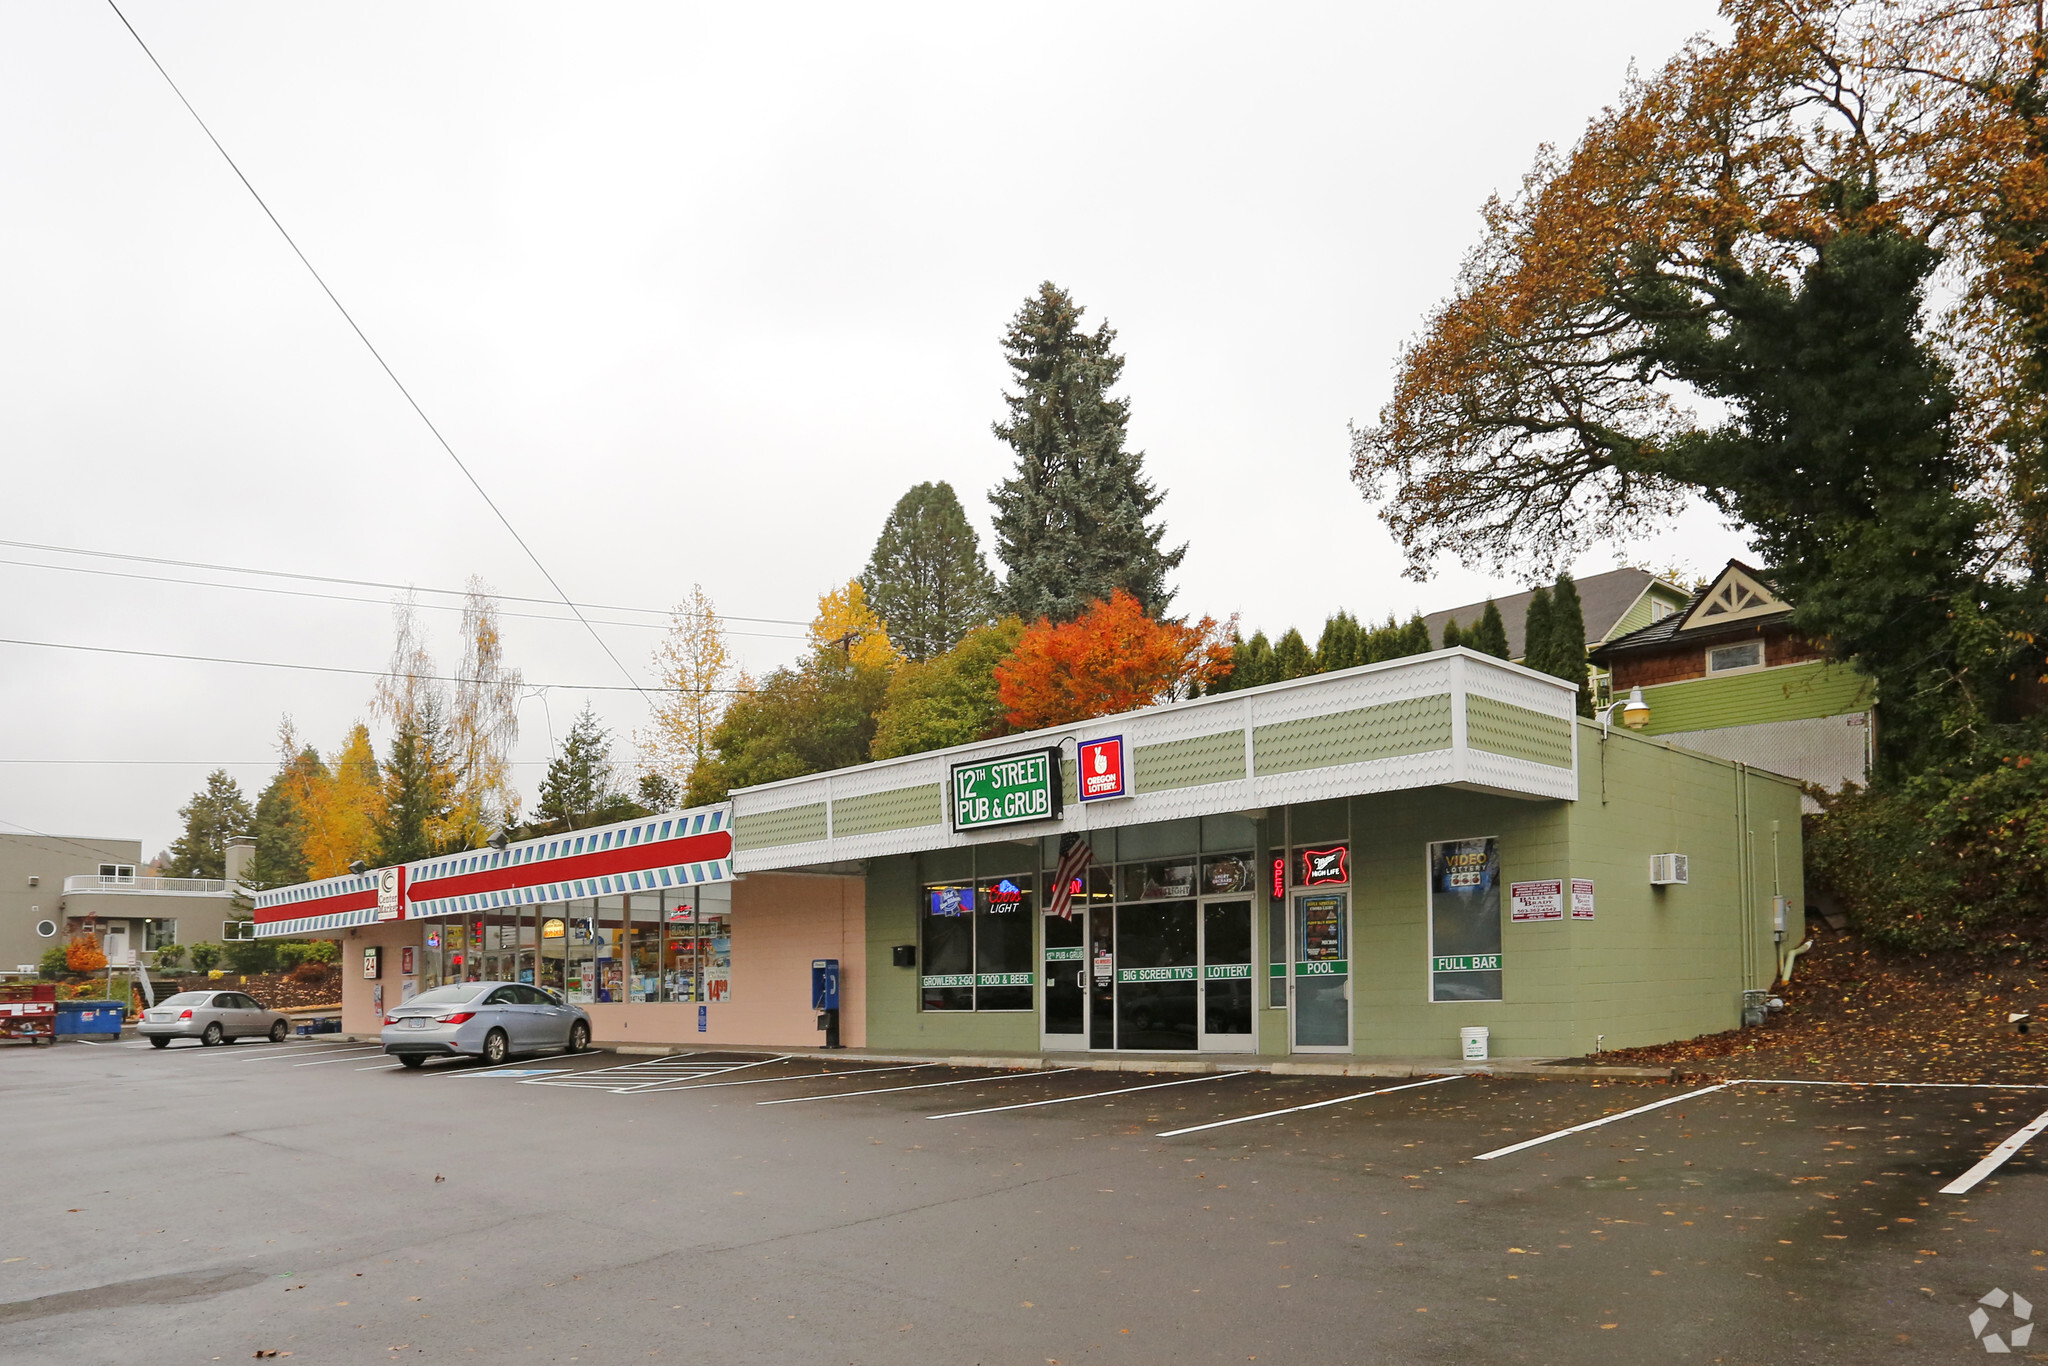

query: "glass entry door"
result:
(1041, 909), (1086, 1050)
(1115, 900), (1200, 1050)
(1199, 898), (1255, 1051)
(1291, 891), (1350, 1051)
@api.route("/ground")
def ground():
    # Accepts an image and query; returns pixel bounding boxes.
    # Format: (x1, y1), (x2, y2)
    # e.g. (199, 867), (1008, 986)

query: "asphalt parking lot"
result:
(5, 1038), (2048, 1364)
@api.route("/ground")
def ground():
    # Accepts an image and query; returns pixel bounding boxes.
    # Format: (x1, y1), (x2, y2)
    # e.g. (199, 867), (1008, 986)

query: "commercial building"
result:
(0, 832), (243, 975)
(259, 648), (1804, 1063)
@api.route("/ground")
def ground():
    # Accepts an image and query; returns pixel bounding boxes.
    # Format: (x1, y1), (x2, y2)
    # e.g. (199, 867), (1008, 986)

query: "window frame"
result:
(1705, 640), (1766, 675)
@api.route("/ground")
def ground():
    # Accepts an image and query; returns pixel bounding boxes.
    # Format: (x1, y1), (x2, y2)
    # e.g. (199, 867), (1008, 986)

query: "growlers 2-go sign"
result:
(951, 748), (1064, 832)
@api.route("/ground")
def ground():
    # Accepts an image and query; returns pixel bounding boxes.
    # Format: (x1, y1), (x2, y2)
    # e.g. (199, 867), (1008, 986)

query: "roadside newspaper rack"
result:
(0, 982), (57, 1045)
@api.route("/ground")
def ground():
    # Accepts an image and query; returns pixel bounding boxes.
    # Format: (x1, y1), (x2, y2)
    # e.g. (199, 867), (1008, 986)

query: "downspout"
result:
(1780, 936), (1814, 983)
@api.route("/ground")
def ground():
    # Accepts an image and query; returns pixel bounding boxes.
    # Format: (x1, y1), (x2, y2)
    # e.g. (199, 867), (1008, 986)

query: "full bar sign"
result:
(951, 748), (1063, 832)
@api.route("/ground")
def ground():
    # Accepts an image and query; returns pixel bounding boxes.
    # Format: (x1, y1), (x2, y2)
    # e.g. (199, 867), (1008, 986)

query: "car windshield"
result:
(405, 985), (488, 1007)
(159, 992), (213, 1007)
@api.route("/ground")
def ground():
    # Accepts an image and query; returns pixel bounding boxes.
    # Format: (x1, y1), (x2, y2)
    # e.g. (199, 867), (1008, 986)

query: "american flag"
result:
(1047, 833), (1095, 920)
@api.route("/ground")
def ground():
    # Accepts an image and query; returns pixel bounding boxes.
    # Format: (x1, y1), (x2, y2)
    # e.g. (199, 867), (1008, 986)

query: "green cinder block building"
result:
(730, 646), (1803, 1062)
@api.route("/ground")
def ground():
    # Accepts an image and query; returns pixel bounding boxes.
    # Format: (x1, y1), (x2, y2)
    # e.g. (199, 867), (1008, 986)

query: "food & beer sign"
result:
(951, 748), (1063, 832)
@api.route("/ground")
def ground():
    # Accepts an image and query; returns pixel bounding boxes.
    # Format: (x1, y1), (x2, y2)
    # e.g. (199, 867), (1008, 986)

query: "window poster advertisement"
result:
(400, 945), (414, 977)
(1571, 878), (1596, 920)
(1428, 837), (1503, 1002)
(1509, 879), (1564, 922)
(1300, 894), (1344, 962)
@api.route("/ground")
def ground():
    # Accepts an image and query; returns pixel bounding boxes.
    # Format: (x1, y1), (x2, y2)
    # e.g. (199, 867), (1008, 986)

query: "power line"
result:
(0, 538), (808, 628)
(0, 758), (554, 767)
(0, 555), (806, 641)
(102, 3), (690, 706)
(0, 815), (144, 865)
(0, 636), (753, 695)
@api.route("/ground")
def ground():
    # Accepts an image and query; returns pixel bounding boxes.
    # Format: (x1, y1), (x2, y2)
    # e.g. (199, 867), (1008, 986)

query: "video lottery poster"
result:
(1428, 837), (1503, 1002)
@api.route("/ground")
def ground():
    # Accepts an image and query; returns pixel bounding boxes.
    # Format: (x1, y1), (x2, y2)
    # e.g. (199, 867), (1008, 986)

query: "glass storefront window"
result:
(976, 875), (1034, 1010)
(1118, 859), (1197, 902)
(920, 881), (976, 1011)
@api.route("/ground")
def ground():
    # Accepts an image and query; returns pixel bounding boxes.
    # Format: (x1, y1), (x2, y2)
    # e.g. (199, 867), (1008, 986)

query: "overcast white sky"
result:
(1, 1), (1748, 858)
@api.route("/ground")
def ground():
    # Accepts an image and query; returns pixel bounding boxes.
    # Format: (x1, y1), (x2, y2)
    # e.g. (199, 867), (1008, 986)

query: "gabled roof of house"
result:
(1590, 560), (1793, 660)
(1421, 567), (1688, 661)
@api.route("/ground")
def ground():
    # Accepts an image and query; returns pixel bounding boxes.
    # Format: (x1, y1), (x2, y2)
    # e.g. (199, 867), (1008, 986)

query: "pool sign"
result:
(951, 748), (1063, 832)
(1077, 736), (1128, 801)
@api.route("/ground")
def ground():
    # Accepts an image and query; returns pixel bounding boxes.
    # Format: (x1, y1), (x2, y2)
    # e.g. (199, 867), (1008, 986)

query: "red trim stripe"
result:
(407, 830), (734, 905)
(254, 888), (376, 926)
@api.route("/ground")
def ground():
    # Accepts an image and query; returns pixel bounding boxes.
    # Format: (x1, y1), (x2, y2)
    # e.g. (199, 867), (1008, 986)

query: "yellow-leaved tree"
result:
(296, 722), (385, 878)
(638, 583), (735, 804)
(808, 579), (901, 671)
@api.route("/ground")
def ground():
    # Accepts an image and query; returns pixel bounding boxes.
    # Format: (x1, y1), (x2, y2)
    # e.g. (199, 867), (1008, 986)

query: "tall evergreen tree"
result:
(1547, 573), (1593, 714)
(168, 770), (254, 879)
(1470, 601), (1511, 659)
(247, 744), (325, 889)
(1440, 617), (1465, 650)
(535, 705), (641, 833)
(376, 700), (453, 864)
(860, 481), (996, 662)
(1316, 612), (1363, 672)
(1397, 612), (1433, 657)
(1272, 628), (1315, 680)
(1523, 587), (1555, 673)
(1220, 630), (1276, 692)
(989, 282), (1185, 621)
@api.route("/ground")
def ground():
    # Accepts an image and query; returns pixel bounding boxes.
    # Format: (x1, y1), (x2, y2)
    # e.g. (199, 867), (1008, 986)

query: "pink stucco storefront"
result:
(256, 804), (863, 1051)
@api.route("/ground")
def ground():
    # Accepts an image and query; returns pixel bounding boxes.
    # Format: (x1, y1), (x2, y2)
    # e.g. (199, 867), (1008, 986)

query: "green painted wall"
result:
(1254, 694), (1452, 774)
(1639, 659), (1873, 736)
(735, 802), (826, 851)
(863, 852), (1042, 1053)
(860, 722), (1803, 1062)
(1465, 695), (1573, 768)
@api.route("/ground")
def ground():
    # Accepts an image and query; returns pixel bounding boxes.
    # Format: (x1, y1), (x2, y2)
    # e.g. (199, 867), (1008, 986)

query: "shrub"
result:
(152, 943), (187, 971)
(38, 944), (69, 980)
(67, 981), (101, 1000)
(302, 939), (339, 965)
(206, 968), (226, 980)
(286, 961), (333, 986)
(1808, 748), (2048, 953)
(185, 942), (222, 973)
(65, 935), (107, 974)
(275, 942), (310, 971)
(223, 938), (278, 975)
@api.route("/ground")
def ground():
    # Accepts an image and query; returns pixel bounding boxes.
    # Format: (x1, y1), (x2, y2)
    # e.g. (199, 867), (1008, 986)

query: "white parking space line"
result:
(355, 1061), (403, 1071)
(628, 1063), (937, 1093)
(1738, 1078), (2048, 1090)
(758, 1067), (1081, 1106)
(1155, 1074), (1465, 1137)
(291, 1050), (394, 1067)
(1473, 1082), (1735, 1161)
(440, 1054), (614, 1078)
(929, 1071), (1252, 1120)
(1941, 1106), (2048, 1195)
(516, 1053), (790, 1090)
(245, 1046), (383, 1064)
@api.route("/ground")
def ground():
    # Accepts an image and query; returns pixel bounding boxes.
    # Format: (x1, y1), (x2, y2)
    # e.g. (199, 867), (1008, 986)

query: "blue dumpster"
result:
(54, 1001), (127, 1039)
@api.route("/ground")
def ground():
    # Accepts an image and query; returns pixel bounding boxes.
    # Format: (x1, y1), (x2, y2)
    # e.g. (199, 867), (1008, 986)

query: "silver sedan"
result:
(381, 982), (592, 1068)
(139, 990), (291, 1047)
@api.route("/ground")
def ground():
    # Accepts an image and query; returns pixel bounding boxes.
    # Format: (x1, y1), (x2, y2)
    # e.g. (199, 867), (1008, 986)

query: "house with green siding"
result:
(1589, 561), (1874, 808)
(1423, 567), (1695, 692)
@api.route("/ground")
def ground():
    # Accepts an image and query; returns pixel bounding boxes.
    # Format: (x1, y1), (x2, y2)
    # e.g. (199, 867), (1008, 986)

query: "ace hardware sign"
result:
(951, 748), (1063, 832)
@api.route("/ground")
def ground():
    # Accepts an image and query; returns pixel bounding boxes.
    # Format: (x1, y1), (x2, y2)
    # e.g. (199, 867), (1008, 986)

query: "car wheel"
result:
(269, 1020), (289, 1043)
(566, 1020), (590, 1054)
(482, 1029), (509, 1065)
(201, 1022), (223, 1046)
(399, 1055), (426, 1069)
(149, 1036), (171, 1049)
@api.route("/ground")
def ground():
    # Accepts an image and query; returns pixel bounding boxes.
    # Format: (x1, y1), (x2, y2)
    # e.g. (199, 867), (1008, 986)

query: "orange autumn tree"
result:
(994, 590), (1233, 730)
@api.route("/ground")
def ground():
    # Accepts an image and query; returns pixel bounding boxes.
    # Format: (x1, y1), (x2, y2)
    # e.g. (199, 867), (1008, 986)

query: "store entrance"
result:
(1045, 898), (1257, 1052)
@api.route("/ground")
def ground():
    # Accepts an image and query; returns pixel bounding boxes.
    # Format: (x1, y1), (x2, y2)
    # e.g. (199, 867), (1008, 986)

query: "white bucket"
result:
(1460, 1026), (1490, 1061)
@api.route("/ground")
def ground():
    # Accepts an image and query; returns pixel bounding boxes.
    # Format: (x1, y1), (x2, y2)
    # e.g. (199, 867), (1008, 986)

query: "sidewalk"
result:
(595, 1040), (1677, 1081)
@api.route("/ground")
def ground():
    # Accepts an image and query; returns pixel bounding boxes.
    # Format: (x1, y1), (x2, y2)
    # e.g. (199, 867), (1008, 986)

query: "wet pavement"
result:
(4, 1039), (2046, 1363)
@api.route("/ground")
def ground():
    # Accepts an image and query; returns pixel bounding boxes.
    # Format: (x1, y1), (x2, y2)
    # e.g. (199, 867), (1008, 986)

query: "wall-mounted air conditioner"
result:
(1649, 854), (1689, 886)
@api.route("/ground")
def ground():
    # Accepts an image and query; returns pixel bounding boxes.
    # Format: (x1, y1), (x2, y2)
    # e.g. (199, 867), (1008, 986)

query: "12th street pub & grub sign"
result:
(951, 748), (1064, 832)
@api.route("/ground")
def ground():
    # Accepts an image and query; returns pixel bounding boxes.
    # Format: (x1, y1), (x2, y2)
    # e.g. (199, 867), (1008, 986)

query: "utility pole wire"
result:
(102, 1), (658, 707)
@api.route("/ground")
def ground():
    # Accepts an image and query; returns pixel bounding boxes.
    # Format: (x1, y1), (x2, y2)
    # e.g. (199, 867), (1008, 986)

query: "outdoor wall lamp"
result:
(487, 832), (509, 851)
(348, 860), (368, 875)
(1596, 686), (1651, 738)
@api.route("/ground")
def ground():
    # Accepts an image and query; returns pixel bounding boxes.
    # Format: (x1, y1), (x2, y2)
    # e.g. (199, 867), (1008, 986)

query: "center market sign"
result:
(951, 747), (1064, 832)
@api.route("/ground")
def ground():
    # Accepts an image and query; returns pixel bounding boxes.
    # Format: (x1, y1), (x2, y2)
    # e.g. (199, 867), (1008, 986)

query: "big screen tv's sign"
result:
(951, 748), (1063, 832)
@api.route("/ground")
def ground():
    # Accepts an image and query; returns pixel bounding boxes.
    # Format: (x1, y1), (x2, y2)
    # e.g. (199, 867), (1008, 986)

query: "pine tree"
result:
(989, 282), (1185, 621)
(247, 733), (325, 890)
(536, 705), (626, 832)
(1523, 587), (1555, 672)
(1471, 601), (1511, 659)
(1271, 628), (1315, 680)
(1316, 612), (1363, 672)
(860, 481), (996, 661)
(1441, 617), (1465, 650)
(1548, 573), (1593, 714)
(376, 700), (454, 865)
(168, 770), (254, 879)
